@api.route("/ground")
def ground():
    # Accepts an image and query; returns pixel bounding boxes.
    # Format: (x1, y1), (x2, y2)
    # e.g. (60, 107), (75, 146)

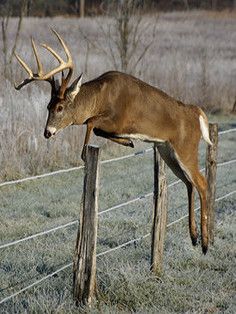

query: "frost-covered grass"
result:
(0, 11), (235, 178)
(0, 120), (235, 313)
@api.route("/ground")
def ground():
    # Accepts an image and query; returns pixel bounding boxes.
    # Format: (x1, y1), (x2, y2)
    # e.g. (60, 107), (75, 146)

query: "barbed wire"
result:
(0, 127), (235, 188)
(1, 157), (235, 250)
(0, 189), (235, 306)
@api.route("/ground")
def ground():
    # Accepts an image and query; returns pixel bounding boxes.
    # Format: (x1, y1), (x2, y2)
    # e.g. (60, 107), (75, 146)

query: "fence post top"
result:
(86, 145), (100, 156)
(87, 145), (100, 149)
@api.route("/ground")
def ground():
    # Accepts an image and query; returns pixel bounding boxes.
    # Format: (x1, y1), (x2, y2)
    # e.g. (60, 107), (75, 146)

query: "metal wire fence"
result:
(0, 127), (235, 305)
(0, 189), (235, 305)
(0, 128), (235, 188)
(0, 157), (235, 250)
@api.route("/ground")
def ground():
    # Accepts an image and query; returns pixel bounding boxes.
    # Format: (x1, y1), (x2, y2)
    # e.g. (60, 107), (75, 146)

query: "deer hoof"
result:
(202, 244), (208, 255)
(129, 140), (134, 148)
(191, 235), (199, 246)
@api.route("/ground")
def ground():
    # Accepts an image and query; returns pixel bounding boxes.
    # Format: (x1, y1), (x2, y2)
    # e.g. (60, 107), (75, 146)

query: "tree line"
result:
(0, 0), (235, 17)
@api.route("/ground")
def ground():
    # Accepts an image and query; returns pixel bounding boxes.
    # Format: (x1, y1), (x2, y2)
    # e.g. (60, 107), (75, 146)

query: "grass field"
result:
(0, 118), (235, 313)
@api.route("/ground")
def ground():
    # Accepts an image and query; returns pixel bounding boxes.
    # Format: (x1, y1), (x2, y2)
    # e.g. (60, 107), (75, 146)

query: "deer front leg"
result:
(93, 128), (134, 147)
(109, 137), (134, 147)
(81, 121), (94, 161)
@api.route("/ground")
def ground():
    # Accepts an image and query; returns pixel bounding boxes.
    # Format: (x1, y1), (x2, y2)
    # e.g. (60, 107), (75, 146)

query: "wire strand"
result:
(0, 263), (72, 305)
(1, 158), (235, 250)
(218, 128), (236, 135)
(0, 127), (235, 188)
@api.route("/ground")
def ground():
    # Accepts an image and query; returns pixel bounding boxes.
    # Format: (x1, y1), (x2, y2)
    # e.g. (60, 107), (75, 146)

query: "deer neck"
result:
(73, 84), (102, 125)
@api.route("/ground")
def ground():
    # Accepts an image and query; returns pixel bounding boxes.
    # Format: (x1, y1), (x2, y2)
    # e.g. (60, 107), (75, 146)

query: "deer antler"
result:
(14, 29), (73, 97)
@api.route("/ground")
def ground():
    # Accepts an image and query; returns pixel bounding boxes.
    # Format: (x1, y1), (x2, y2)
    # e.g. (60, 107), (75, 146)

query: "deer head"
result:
(14, 29), (83, 138)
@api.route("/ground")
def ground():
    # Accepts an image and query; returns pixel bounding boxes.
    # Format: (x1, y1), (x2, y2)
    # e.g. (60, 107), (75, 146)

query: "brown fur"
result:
(22, 69), (211, 254)
(47, 71), (210, 254)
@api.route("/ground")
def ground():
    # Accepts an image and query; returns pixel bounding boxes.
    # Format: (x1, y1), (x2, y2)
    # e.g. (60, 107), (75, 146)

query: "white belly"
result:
(119, 133), (193, 183)
(118, 133), (165, 143)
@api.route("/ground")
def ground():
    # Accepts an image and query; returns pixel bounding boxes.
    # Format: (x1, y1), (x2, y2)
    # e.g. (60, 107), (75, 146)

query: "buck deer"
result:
(15, 30), (212, 254)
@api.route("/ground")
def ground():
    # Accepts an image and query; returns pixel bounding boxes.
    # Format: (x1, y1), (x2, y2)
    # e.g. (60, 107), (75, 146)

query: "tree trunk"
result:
(80, 0), (85, 18)
(211, 0), (217, 10)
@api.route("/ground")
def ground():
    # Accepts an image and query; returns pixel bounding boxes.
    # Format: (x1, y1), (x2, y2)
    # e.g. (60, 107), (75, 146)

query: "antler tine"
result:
(31, 37), (43, 76)
(15, 30), (74, 92)
(52, 29), (73, 64)
(14, 52), (33, 78)
(14, 78), (35, 90)
(14, 52), (35, 90)
(50, 29), (74, 98)
(39, 30), (73, 83)
(41, 43), (64, 64)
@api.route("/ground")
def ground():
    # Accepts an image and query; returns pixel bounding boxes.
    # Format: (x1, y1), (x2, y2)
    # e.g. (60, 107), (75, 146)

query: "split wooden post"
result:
(205, 123), (218, 245)
(151, 144), (167, 275)
(73, 145), (100, 306)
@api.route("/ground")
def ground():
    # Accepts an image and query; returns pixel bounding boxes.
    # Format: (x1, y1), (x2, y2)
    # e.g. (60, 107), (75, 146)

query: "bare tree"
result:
(234, 0), (236, 9)
(211, 0), (218, 9)
(182, 0), (189, 10)
(80, 0), (158, 75)
(0, 0), (27, 80)
(80, 0), (85, 17)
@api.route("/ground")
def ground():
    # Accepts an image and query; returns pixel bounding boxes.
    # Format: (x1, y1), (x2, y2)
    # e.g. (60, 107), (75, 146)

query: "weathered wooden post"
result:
(151, 144), (167, 275)
(73, 145), (100, 306)
(205, 123), (218, 244)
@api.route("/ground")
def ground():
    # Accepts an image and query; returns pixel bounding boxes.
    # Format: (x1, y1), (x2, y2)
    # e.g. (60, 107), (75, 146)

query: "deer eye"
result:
(56, 105), (63, 113)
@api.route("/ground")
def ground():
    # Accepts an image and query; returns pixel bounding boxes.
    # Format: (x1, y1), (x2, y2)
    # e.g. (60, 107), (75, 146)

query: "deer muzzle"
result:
(44, 126), (57, 139)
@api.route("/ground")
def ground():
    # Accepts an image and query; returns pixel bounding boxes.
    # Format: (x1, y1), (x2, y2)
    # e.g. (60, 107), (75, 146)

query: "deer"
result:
(14, 30), (212, 254)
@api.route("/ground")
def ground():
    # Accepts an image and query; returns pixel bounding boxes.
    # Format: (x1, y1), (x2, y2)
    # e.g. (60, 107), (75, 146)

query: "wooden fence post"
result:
(73, 145), (100, 306)
(205, 123), (218, 245)
(151, 144), (167, 275)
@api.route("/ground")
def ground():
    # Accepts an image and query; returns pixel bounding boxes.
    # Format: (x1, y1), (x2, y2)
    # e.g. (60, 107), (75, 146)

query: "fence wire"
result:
(0, 127), (235, 188)
(0, 157), (235, 250)
(0, 127), (235, 304)
(0, 189), (235, 306)
(218, 128), (236, 135)
(0, 149), (152, 188)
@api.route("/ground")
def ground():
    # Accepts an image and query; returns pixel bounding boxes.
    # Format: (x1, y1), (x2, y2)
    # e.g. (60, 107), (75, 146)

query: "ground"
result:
(0, 118), (235, 313)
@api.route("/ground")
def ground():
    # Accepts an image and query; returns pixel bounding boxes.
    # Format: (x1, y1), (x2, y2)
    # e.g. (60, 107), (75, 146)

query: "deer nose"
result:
(44, 129), (52, 138)
(44, 126), (57, 139)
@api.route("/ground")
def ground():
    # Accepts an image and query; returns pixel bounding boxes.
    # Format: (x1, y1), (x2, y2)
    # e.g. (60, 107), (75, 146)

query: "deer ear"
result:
(66, 73), (83, 101)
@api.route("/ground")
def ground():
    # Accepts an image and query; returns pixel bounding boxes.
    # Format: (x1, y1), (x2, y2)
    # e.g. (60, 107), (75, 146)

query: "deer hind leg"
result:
(186, 182), (198, 246)
(169, 144), (208, 254)
(191, 171), (208, 254)
(156, 143), (198, 247)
